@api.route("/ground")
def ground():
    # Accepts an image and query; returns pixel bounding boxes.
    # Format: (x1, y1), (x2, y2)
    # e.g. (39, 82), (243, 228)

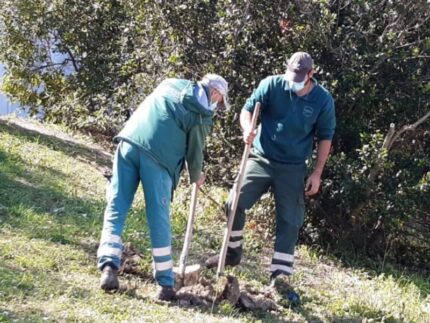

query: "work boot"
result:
(155, 286), (176, 301)
(204, 255), (240, 269)
(100, 264), (119, 291)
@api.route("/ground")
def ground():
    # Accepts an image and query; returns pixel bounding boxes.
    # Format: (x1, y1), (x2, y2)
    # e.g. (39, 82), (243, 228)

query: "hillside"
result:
(0, 117), (429, 322)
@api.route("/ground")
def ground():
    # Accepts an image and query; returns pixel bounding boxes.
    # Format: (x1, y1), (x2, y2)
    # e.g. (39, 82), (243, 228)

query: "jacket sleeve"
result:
(315, 95), (336, 141)
(186, 124), (211, 183)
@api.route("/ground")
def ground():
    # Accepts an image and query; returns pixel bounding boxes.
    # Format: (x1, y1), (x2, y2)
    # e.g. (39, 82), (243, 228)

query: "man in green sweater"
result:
(206, 52), (336, 302)
(97, 74), (229, 300)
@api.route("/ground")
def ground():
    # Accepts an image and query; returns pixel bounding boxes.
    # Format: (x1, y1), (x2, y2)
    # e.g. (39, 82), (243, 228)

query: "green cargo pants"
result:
(225, 150), (306, 277)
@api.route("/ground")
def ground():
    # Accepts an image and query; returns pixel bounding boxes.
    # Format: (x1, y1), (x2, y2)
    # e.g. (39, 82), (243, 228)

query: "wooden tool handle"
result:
(178, 182), (199, 277)
(217, 102), (261, 277)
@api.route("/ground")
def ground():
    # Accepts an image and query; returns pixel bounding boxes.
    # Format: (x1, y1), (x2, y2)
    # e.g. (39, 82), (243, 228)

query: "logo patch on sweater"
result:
(303, 106), (314, 118)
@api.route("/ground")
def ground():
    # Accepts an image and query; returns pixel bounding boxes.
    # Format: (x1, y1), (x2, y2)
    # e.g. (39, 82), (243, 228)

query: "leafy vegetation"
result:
(0, 0), (429, 278)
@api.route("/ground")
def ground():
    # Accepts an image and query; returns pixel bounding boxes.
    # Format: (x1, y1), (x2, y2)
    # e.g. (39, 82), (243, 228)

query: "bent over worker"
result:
(97, 74), (229, 300)
(206, 52), (336, 300)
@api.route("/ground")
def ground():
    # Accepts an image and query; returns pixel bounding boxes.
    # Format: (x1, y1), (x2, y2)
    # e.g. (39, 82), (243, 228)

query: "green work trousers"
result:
(225, 150), (306, 277)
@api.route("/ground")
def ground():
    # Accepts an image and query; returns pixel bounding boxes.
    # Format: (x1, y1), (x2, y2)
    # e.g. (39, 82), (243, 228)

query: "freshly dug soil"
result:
(119, 243), (278, 312)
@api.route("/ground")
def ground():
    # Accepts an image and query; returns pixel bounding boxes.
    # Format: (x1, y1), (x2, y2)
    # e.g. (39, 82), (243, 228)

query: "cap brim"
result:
(285, 68), (307, 82)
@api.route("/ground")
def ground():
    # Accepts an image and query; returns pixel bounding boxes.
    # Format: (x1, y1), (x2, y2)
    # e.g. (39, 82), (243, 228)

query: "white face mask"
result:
(289, 80), (306, 92)
(209, 101), (218, 111)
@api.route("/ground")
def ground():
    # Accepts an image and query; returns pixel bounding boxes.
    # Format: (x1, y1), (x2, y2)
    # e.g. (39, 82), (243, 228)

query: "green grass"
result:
(0, 117), (429, 322)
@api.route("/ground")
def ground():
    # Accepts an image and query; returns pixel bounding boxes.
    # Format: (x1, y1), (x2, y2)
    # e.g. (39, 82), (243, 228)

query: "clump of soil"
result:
(119, 243), (146, 277)
(119, 243), (279, 312)
(238, 289), (278, 311)
(176, 276), (278, 312)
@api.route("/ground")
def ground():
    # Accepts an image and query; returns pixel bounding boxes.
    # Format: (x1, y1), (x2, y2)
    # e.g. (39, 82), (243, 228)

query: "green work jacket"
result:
(115, 78), (213, 188)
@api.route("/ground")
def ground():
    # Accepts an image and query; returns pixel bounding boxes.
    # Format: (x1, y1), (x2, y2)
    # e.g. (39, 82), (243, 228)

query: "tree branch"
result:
(349, 110), (430, 221)
(65, 46), (79, 72)
(32, 61), (71, 72)
(387, 110), (430, 150)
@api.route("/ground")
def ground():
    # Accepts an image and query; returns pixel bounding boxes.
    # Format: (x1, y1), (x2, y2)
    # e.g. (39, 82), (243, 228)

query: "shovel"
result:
(175, 183), (201, 288)
(216, 102), (261, 278)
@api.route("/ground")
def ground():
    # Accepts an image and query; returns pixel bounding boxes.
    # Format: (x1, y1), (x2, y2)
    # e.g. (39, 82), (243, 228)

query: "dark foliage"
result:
(1, 0), (429, 270)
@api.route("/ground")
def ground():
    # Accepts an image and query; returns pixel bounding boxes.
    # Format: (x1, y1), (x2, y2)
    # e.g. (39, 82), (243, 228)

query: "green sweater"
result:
(244, 75), (336, 164)
(115, 79), (212, 188)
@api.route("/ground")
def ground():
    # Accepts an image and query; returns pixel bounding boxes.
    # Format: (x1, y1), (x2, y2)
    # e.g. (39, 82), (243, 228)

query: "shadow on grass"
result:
(0, 135), (108, 262)
(0, 308), (55, 323)
(0, 261), (90, 322)
(0, 119), (113, 169)
(329, 313), (403, 323)
(0, 123), (154, 276)
(308, 245), (430, 299)
(165, 300), (293, 322)
(0, 162), (106, 243)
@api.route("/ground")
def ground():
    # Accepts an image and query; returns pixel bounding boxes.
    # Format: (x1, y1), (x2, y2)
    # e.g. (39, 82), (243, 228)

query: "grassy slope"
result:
(0, 118), (429, 323)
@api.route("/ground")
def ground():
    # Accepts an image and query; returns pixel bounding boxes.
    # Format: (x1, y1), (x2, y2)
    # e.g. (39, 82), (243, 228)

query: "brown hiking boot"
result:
(100, 264), (119, 291)
(156, 286), (176, 301)
(204, 255), (240, 269)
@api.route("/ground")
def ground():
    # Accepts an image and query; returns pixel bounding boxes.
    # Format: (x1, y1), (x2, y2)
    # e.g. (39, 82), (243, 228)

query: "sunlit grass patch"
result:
(1, 118), (429, 323)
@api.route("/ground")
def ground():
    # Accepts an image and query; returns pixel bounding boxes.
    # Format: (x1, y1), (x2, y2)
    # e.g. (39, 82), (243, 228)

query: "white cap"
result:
(201, 73), (230, 110)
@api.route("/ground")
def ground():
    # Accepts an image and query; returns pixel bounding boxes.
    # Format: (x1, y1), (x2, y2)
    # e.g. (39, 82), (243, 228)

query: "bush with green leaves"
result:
(0, 0), (429, 270)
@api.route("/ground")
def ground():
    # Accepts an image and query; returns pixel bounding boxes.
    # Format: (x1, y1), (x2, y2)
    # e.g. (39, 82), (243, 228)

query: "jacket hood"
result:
(180, 81), (213, 117)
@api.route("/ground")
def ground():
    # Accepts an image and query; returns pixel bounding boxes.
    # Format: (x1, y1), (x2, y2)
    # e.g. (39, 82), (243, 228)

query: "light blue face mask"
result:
(289, 80), (306, 92)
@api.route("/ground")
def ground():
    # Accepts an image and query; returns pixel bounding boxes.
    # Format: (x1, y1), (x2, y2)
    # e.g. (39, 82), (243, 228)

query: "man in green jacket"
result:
(206, 52), (336, 302)
(97, 74), (229, 300)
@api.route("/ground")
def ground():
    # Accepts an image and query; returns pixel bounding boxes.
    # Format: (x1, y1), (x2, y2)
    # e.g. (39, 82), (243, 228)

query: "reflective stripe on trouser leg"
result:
(271, 219), (300, 276)
(270, 251), (295, 276)
(271, 162), (306, 277)
(152, 246), (173, 279)
(97, 232), (124, 268)
(225, 152), (272, 264)
(97, 141), (140, 270)
(229, 228), (244, 249)
(227, 229), (244, 261)
(139, 152), (174, 287)
(224, 192), (245, 263)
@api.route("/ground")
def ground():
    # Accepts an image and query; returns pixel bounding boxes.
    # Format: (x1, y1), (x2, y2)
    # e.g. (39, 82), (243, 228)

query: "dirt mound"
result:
(176, 276), (278, 311)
